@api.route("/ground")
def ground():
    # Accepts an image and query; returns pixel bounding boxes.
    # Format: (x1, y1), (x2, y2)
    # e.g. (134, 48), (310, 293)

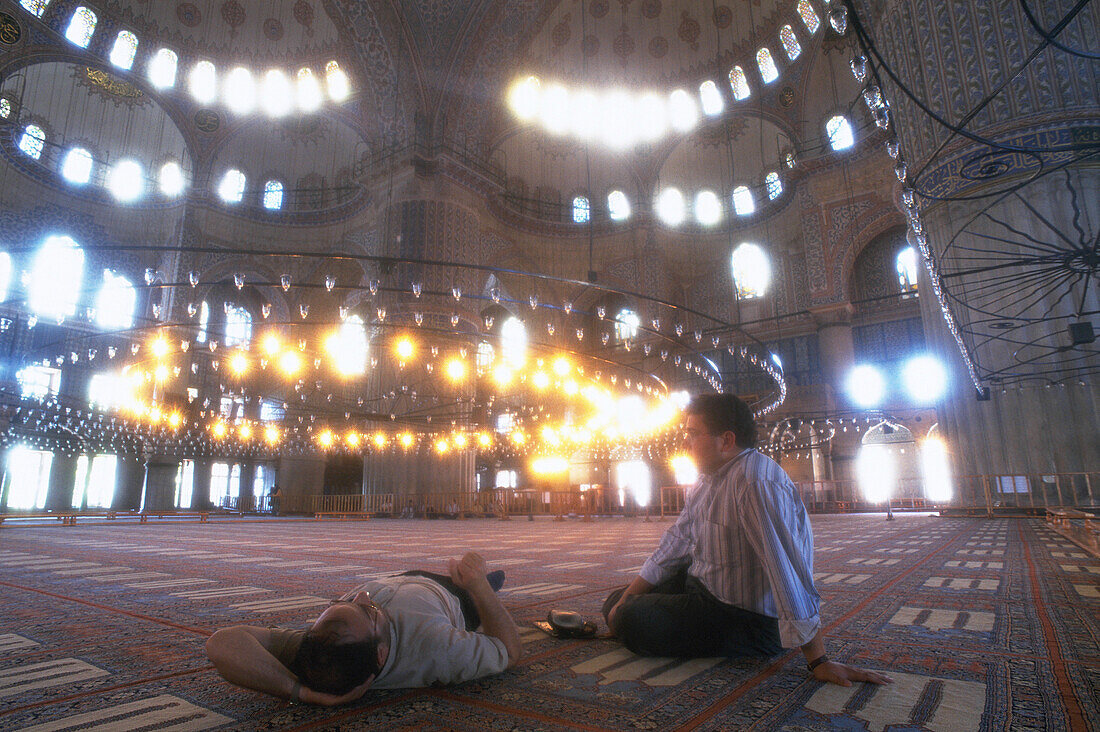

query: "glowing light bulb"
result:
(478, 432), (492, 448)
(212, 421), (228, 439)
(395, 337), (415, 360)
(532, 371), (550, 389)
(373, 432), (387, 448)
(317, 429), (335, 448)
(279, 350), (302, 376)
(229, 352), (249, 375)
(552, 356), (571, 377)
(399, 432), (414, 449)
(264, 425), (280, 445)
(262, 333), (281, 355)
(151, 337), (170, 358)
(446, 358), (467, 381)
(239, 423), (253, 440)
(346, 431), (361, 447)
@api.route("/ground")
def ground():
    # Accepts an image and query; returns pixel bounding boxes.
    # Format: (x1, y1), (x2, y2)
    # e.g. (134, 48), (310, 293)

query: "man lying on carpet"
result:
(603, 393), (893, 688)
(206, 552), (522, 706)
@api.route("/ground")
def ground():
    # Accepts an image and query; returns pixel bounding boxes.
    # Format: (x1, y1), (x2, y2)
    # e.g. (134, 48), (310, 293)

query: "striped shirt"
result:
(639, 448), (821, 647)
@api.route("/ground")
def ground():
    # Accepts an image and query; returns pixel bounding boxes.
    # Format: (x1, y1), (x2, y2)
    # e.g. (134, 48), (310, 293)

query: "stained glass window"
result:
(20, 0), (50, 18)
(263, 180), (284, 210)
(110, 30), (138, 69)
(765, 171), (783, 200)
(731, 243), (771, 299)
(572, 195), (590, 223)
(159, 161), (185, 197)
(608, 190), (631, 221)
(106, 159), (143, 201)
(756, 48), (779, 84)
(218, 169), (246, 203)
(197, 301), (209, 343)
(798, 0), (821, 34)
(148, 48), (178, 89)
(656, 188), (685, 226)
(826, 114), (855, 150)
(732, 186), (755, 216)
(698, 80), (724, 116)
(325, 60), (349, 101)
(64, 7), (96, 49)
(0, 98), (10, 119)
(225, 305), (252, 347)
(297, 68), (323, 111)
(614, 309), (640, 342)
(30, 235), (83, 318)
(329, 315), (367, 374)
(501, 317), (527, 367)
(61, 147), (93, 184)
(19, 124), (45, 159)
(224, 67), (255, 115)
(896, 246), (919, 294)
(95, 270), (135, 330)
(728, 66), (751, 101)
(189, 60), (216, 104)
(779, 25), (802, 61)
(260, 69), (292, 117)
(694, 190), (722, 225)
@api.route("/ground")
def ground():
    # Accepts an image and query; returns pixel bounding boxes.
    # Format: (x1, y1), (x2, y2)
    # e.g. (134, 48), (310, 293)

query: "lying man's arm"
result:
(449, 552), (524, 665)
(205, 626), (372, 706)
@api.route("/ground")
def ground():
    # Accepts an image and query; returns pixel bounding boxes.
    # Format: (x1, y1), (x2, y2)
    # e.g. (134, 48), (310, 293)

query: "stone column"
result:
(812, 304), (856, 399)
(112, 456), (145, 511)
(44, 454), (78, 511)
(141, 458), (180, 512)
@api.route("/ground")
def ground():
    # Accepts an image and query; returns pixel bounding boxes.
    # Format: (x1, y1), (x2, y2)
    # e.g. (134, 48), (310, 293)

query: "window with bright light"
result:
(61, 147), (93, 184)
(896, 246), (919, 294)
(95, 270), (135, 329)
(668, 89), (699, 131)
(495, 469), (518, 488)
(756, 48), (779, 84)
(19, 124), (45, 159)
(901, 355), (947, 404)
(0, 252), (11, 302)
(189, 60), (216, 104)
(196, 300), (209, 342)
(259, 69), (293, 117)
(159, 160), (185, 197)
(107, 159), (144, 202)
(694, 190), (722, 225)
(857, 444), (896, 503)
(18, 365), (61, 399)
(224, 67), (256, 114)
(921, 436), (953, 502)
(614, 309), (640, 341)
(501, 317), (527, 367)
(615, 460), (652, 508)
(259, 399), (285, 422)
(110, 30), (138, 69)
(325, 60), (349, 101)
(64, 6), (96, 47)
(218, 169), (246, 203)
(765, 171), (783, 200)
(210, 462), (241, 505)
(148, 48), (178, 89)
(779, 25), (802, 60)
(88, 372), (131, 409)
(4, 447), (52, 510)
(798, 0), (821, 34)
(0, 98), (11, 119)
(253, 464), (266, 501)
(572, 195), (590, 223)
(297, 67), (323, 112)
(263, 180), (284, 210)
(728, 66), (751, 101)
(656, 187), (685, 226)
(72, 454), (117, 509)
(731, 243), (771, 299)
(732, 185), (755, 216)
(328, 314), (367, 375)
(224, 304), (252, 347)
(608, 190), (631, 221)
(20, 0), (51, 18)
(698, 80), (724, 116)
(30, 235), (83, 318)
(476, 340), (494, 375)
(826, 114), (855, 150)
(175, 460), (194, 509)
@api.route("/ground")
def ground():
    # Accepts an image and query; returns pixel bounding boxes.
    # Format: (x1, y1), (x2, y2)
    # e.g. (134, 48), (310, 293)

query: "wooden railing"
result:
(1046, 508), (1099, 557)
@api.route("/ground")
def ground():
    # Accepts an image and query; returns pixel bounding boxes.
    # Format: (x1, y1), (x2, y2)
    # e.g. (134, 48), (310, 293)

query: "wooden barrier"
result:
(1047, 507), (1099, 557)
(0, 510), (210, 526)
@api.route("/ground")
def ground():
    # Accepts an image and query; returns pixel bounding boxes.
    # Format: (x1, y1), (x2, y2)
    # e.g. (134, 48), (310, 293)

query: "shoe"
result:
(486, 570), (505, 592)
(546, 610), (597, 639)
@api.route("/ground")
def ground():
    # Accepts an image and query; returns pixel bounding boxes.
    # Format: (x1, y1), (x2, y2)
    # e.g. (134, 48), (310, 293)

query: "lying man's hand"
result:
(299, 676), (375, 706)
(813, 661), (893, 687)
(448, 551), (489, 592)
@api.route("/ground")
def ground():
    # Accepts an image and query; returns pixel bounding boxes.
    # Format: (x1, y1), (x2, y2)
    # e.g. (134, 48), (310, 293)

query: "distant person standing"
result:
(270, 485), (283, 516)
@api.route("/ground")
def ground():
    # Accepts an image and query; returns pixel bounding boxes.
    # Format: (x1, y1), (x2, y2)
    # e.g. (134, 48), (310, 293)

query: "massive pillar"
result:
(112, 456), (145, 511)
(869, 0), (1100, 489)
(141, 458), (180, 512)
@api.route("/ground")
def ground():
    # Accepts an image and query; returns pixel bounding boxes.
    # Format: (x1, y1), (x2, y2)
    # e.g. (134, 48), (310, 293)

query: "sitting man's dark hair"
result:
(685, 393), (757, 448)
(290, 631), (382, 695)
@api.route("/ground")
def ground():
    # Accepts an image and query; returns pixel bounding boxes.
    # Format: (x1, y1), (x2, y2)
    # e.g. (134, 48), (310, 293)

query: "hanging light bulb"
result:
(894, 160), (908, 181)
(414, 312), (424, 326)
(490, 287), (501, 303)
(873, 107), (891, 129)
(300, 304), (309, 318)
(411, 282), (422, 298)
(145, 268), (157, 285)
(377, 307), (387, 322)
(886, 138), (900, 159)
(325, 275), (336, 291)
(152, 303), (162, 319)
(187, 302), (197, 317)
(281, 274), (292, 291)
(529, 294), (538, 310)
(369, 279), (380, 295)
(262, 303), (272, 319)
(563, 301), (573, 314)
(850, 55), (868, 82)
(189, 270), (200, 287)
(576, 328), (584, 341)
(828, 5), (847, 34)
(234, 273), (245, 290)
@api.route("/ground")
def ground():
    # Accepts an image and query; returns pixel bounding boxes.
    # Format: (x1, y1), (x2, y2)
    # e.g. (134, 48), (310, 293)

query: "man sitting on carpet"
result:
(206, 552), (522, 706)
(604, 393), (892, 688)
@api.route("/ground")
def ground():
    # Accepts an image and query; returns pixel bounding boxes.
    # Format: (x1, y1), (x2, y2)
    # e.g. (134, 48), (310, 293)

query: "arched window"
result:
(95, 270), (135, 329)
(732, 185), (756, 216)
(656, 187), (685, 226)
(106, 159), (144, 202)
(20, 0), (51, 18)
(297, 68), (323, 112)
(0, 98), (10, 119)
(608, 190), (631, 221)
(779, 25), (802, 60)
(668, 89), (698, 131)
(218, 169), (246, 203)
(196, 301), (210, 343)
(614, 309), (640, 341)
(765, 171), (783, 200)
(65, 6), (96, 47)
(61, 147), (93, 184)
(148, 48), (178, 89)
(30, 235), (83, 318)
(189, 60), (216, 104)
(756, 48), (779, 84)
(728, 66), (751, 101)
(572, 195), (590, 223)
(698, 80), (724, 116)
(19, 124), (45, 159)
(263, 180), (284, 210)
(325, 61), (350, 101)
(896, 246), (919, 295)
(260, 70), (292, 117)
(694, 190), (722, 226)
(0, 252), (12, 302)
(224, 305), (252, 347)
(224, 67), (256, 115)
(798, 0), (821, 34)
(731, 243), (771, 299)
(501, 317), (527, 367)
(110, 31), (138, 69)
(476, 341), (494, 375)
(327, 314), (367, 375)
(826, 114), (855, 150)
(159, 160), (185, 197)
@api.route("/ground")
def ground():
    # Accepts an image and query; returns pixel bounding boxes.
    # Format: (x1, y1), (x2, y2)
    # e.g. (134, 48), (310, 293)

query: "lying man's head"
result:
(291, 591), (389, 694)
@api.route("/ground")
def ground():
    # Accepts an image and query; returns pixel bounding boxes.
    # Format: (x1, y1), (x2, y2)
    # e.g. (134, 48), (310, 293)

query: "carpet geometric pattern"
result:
(1, 514), (1097, 730)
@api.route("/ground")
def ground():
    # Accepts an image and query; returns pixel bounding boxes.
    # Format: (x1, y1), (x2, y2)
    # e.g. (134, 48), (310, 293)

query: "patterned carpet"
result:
(0, 514), (1096, 731)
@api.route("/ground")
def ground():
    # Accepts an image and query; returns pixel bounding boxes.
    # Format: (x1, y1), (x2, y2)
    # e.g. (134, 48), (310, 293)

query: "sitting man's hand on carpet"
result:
(300, 676), (375, 706)
(812, 660), (893, 687)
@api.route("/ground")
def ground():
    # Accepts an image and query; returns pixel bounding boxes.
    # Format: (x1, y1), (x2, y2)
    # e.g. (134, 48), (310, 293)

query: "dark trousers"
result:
(602, 570), (783, 657)
(400, 570), (481, 630)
